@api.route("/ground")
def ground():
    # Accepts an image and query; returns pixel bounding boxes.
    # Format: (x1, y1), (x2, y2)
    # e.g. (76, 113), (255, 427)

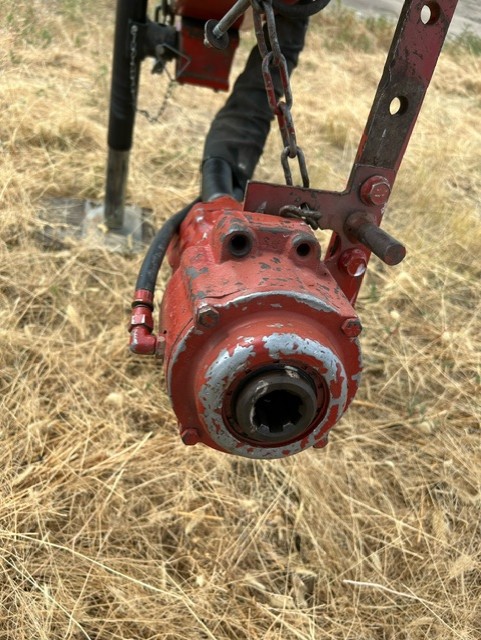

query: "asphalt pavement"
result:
(336, 0), (481, 37)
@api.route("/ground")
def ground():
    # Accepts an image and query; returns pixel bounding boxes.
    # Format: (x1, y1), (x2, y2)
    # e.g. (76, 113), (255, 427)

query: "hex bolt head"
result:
(360, 176), (391, 206)
(196, 304), (220, 329)
(180, 428), (201, 446)
(339, 248), (368, 277)
(313, 435), (329, 449)
(341, 318), (363, 338)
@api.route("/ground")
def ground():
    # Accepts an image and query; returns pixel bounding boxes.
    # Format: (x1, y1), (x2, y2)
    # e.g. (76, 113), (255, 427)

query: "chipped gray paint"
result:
(228, 290), (337, 315)
(350, 337), (363, 388)
(167, 291), (357, 458)
(185, 266), (209, 280)
(198, 343), (256, 451)
(265, 331), (349, 423)
(198, 332), (349, 459)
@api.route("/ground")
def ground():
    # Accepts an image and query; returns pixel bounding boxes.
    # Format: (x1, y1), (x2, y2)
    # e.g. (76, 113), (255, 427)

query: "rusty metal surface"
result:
(173, 0), (244, 90)
(244, 166), (395, 304)
(158, 197), (362, 459)
(176, 17), (240, 91)
(245, 0), (458, 304)
(353, 0), (459, 173)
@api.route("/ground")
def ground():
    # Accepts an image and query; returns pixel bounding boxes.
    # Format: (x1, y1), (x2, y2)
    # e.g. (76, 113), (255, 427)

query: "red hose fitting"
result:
(129, 289), (158, 355)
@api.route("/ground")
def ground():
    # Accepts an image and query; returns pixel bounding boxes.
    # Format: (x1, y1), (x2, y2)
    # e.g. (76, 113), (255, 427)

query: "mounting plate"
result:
(37, 198), (154, 253)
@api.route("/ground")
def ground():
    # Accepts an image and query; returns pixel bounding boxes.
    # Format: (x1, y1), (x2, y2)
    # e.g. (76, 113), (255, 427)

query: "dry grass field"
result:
(1, 1), (480, 638)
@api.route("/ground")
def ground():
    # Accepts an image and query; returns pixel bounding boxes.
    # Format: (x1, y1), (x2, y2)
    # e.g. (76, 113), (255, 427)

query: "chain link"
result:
(279, 204), (324, 230)
(129, 22), (176, 125)
(137, 76), (176, 124)
(252, 0), (310, 188)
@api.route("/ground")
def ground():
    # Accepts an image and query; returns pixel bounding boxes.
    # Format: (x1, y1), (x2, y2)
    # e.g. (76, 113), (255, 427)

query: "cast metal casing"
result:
(160, 197), (362, 459)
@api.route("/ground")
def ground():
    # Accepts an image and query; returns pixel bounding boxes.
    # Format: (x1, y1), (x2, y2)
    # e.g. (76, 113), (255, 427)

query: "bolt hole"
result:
(296, 242), (311, 257)
(228, 233), (251, 258)
(389, 95), (409, 116)
(421, 2), (440, 25)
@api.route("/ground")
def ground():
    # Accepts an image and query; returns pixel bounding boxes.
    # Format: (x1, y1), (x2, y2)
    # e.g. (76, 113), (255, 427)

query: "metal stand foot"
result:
(37, 197), (153, 253)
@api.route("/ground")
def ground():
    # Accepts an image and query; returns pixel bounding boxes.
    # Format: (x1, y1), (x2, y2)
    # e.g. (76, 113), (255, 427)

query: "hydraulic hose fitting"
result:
(129, 289), (157, 355)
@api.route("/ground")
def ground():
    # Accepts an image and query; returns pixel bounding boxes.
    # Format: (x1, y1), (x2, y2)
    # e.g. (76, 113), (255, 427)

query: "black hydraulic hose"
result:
(135, 198), (201, 295)
(202, 157), (235, 202)
(272, 0), (332, 18)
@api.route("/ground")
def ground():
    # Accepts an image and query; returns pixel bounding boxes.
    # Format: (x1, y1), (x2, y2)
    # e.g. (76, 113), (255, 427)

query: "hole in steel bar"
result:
(421, 5), (432, 23)
(421, 2), (441, 25)
(389, 96), (409, 116)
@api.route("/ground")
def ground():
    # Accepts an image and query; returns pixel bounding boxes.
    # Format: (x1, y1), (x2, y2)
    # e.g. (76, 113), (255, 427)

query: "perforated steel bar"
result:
(352, 0), (459, 178)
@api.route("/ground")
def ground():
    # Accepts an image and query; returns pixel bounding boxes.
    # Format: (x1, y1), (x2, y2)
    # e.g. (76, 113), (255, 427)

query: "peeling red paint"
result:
(329, 363), (344, 400)
(325, 405), (339, 427)
(300, 436), (309, 450)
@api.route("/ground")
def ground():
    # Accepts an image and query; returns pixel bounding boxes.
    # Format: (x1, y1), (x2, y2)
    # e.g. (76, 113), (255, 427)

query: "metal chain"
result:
(137, 76), (176, 124)
(129, 2), (311, 181)
(252, 0), (310, 189)
(129, 23), (176, 125)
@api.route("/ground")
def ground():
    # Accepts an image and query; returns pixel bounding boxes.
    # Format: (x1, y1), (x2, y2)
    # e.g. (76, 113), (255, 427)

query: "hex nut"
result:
(339, 248), (368, 277)
(360, 176), (391, 206)
(341, 318), (363, 338)
(180, 428), (201, 446)
(196, 304), (220, 328)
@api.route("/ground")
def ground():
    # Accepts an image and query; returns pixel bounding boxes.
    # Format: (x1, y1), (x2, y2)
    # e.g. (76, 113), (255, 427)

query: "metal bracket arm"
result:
(244, 0), (459, 304)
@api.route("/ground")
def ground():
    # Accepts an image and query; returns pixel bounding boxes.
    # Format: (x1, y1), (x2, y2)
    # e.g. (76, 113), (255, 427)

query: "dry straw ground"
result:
(1, 1), (480, 638)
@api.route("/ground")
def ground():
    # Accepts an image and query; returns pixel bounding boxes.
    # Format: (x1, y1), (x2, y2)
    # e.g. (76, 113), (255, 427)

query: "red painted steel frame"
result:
(174, 0), (244, 22)
(173, 0), (244, 90)
(244, 0), (459, 304)
(172, 0), (300, 90)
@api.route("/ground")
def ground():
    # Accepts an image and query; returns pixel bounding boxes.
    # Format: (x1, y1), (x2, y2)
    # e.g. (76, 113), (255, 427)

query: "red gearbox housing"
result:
(159, 197), (362, 459)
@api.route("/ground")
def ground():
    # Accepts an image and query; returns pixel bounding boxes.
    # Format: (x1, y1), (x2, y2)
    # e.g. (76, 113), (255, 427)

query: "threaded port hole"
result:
(296, 242), (311, 257)
(228, 233), (251, 258)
